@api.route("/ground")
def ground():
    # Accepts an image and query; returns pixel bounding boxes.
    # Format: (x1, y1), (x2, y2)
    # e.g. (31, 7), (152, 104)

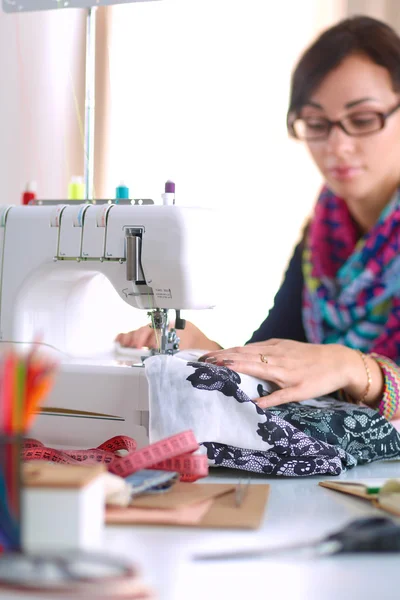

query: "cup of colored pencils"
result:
(0, 345), (57, 551)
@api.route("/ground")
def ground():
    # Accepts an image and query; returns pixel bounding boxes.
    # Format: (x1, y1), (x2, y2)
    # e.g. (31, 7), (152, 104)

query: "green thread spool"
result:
(68, 176), (85, 200)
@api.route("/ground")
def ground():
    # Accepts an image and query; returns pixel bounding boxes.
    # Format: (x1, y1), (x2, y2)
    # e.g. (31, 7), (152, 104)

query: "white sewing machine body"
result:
(0, 202), (218, 448)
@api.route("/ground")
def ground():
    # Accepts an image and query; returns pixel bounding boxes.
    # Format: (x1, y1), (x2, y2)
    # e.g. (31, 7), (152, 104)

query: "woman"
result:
(117, 16), (400, 422)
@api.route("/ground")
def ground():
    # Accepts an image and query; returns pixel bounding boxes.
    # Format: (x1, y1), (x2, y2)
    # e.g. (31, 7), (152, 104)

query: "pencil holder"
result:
(0, 435), (22, 552)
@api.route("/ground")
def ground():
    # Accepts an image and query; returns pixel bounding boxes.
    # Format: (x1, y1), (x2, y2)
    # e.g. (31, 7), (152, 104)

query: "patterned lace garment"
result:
(145, 355), (400, 477)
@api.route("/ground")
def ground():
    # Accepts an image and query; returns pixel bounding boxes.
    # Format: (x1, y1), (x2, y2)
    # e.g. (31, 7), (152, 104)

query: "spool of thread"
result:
(68, 176), (85, 201)
(115, 181), (130, 201)
(22, 181), (37, 205)
(161, 180), (175, 205)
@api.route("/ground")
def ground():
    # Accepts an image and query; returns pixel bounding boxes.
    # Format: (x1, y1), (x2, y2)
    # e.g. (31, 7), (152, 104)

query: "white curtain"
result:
(0, 9), (86, 205)
(96, 0), (347, 350)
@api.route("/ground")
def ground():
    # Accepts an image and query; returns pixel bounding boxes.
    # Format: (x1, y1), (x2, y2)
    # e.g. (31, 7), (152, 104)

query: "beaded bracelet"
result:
(370, 353), (400, 421)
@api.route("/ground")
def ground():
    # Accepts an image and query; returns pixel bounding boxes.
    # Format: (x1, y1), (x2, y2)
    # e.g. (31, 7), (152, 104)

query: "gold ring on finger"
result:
(259, 353), (268, 364)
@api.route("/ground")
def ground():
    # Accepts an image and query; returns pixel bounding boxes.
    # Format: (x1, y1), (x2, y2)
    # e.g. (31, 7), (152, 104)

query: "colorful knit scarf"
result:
(302, 186), (400, 364)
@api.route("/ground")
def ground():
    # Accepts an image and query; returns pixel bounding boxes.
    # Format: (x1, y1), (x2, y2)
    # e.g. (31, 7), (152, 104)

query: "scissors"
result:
(194, 516), (400, 561)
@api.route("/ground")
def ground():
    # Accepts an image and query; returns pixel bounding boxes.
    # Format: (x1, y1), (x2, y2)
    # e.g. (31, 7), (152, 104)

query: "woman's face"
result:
(302, 53), (400, 204)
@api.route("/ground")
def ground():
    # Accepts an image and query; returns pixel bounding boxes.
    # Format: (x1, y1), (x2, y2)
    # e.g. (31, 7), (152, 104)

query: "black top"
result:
(246, 238), (308, 344)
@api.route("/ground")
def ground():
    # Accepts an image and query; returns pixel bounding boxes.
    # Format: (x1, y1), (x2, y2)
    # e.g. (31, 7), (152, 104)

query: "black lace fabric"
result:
(186, 362), (400, 476)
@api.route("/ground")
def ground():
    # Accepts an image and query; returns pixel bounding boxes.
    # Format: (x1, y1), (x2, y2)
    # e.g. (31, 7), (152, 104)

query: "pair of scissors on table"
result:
(194, 516), (400, 561)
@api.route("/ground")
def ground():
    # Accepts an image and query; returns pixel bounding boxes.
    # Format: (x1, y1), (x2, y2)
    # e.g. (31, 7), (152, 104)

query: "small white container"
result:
(22, 463), (106, 553)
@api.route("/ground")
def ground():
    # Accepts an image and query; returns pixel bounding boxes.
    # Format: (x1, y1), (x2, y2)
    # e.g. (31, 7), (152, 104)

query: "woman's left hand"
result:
(199, 339), (363, 409)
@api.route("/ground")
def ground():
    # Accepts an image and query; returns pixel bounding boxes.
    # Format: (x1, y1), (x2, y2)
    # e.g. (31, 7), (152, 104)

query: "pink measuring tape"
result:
(22, 430), (208, 482)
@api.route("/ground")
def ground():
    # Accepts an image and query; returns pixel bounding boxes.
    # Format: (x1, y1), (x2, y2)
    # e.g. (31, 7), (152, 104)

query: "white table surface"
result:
(4, 459), (400, 600)
(106, 459), (400, 600)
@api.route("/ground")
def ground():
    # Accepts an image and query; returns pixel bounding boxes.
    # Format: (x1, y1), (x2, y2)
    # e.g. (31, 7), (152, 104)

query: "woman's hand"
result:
(199, 339), (382, 409)
(115, 321), (222, 352)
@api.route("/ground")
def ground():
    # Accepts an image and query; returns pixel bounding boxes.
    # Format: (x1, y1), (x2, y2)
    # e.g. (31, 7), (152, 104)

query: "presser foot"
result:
(147, 308), (183, 355)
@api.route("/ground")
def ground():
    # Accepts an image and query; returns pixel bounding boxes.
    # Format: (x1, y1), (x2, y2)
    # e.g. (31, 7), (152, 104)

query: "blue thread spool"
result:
(115, 181), (130, 201)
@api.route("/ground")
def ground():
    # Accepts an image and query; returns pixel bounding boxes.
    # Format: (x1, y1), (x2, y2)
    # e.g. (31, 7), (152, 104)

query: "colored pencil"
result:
(0, 345), (57, 550)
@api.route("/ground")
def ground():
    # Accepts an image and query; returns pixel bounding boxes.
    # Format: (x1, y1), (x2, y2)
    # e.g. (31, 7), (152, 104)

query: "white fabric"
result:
(145, 352), (274, 451)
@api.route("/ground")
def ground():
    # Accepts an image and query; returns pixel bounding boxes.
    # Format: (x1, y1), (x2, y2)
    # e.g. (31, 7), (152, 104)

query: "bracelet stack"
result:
(370, 353), (400, 421)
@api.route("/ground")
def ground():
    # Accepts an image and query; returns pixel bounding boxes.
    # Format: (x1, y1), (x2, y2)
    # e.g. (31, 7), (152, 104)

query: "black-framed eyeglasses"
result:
(288, 102), (400, 141)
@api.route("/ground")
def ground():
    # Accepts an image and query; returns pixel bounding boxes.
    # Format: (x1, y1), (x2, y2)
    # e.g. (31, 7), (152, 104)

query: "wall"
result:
(0, 7), (86, 204)
(347, 0), (400, 27)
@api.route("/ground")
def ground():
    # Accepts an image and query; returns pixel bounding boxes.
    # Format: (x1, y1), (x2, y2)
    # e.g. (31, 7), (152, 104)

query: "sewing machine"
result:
(0, 201), (218, 448)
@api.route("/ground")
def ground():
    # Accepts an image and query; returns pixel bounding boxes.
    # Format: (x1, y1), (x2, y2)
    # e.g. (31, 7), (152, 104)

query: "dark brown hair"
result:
(287, 16), (400, 132)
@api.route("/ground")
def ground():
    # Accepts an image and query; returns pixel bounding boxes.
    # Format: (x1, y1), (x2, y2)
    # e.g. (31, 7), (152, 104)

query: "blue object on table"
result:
(125, 469), (179, 497)
(0, 436), (22, 551)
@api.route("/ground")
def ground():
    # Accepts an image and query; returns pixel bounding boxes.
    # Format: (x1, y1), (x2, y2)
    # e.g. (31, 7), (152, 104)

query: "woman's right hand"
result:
(115, 321), (222, 352)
